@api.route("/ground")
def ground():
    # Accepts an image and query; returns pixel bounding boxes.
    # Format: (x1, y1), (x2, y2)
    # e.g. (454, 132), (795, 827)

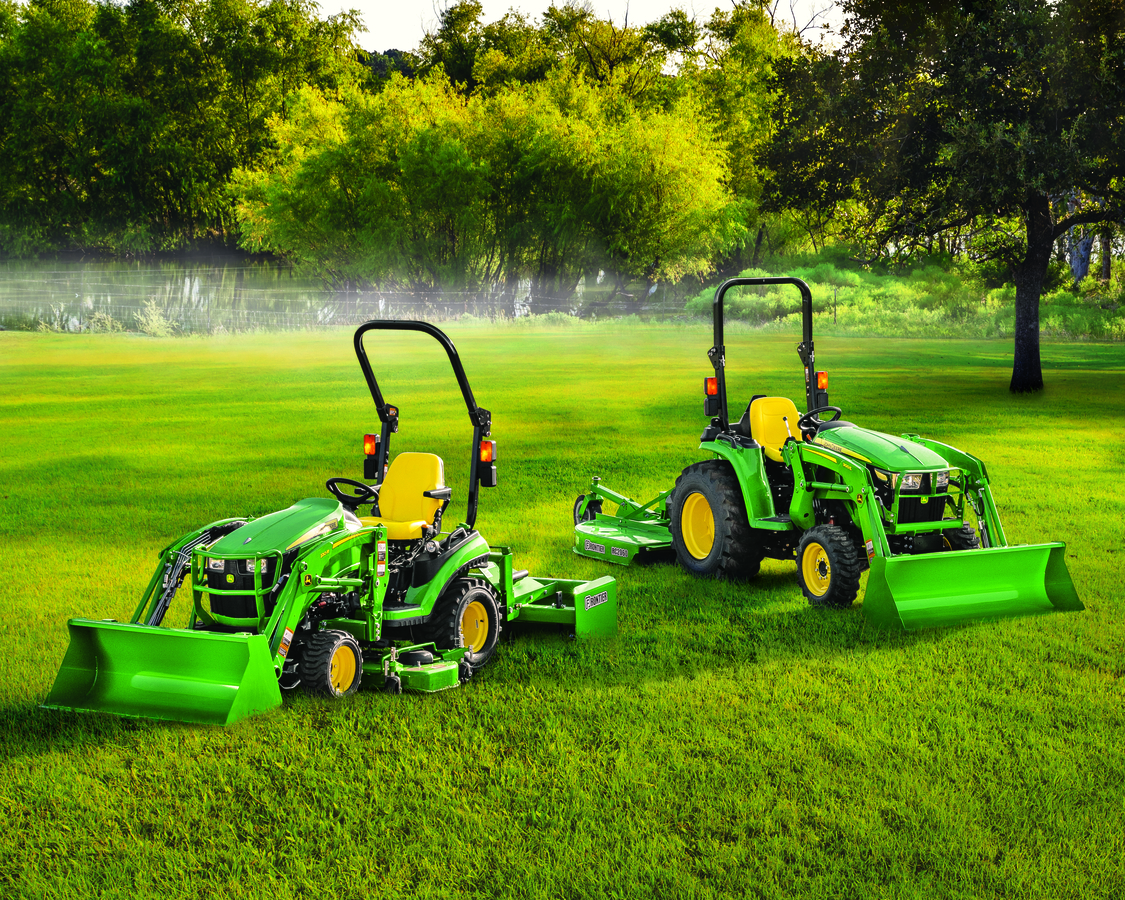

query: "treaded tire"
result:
(300, 629), (363, 698)
(419, 578), (501, 671)
(942, 522), (981, 551)
(669, 460), (762, 580)
(573, 494), (603, 525)
(797, 524), (861, 608)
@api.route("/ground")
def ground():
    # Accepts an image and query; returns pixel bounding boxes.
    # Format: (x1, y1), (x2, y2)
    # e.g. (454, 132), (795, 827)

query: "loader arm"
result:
(131, 518), (248, 626)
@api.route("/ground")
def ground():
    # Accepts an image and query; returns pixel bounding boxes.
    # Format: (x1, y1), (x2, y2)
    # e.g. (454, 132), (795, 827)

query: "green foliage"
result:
(0, 0), (366, 255)
(86, 309), (125, 332)
(1, 327), (1123, 896)
(682, 253), (1125, 340)
(233, 70), (739, 305)
(774, 0), (1125, 254)
(768, 0), (1125, 388)
(134, 298), (177, 336)
(691, 5), (793, 205)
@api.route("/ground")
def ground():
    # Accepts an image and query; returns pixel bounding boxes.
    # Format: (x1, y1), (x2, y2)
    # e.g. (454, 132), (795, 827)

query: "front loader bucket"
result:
(43, 619), (282, 726)
(862, 543), (1082, 631)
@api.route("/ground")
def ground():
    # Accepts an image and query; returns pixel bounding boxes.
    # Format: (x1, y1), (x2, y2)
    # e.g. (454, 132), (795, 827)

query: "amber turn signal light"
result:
(480, 440), (496, 463)
(363, 434), (378, 456)
(816, 371), (828, 390)
(705, 377), (718, 396)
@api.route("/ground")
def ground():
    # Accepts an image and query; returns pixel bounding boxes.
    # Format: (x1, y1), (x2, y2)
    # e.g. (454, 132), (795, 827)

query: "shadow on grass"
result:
(5, 565), (988, 758)
(0, 701), (165, 761)
(495, 569), (969, 694)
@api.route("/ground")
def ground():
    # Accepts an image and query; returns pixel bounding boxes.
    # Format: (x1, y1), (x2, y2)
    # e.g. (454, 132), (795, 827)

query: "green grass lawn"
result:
(1, 325), (1122, 899)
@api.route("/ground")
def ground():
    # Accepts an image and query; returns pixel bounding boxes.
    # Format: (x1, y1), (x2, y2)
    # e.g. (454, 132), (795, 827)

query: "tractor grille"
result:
(204, 561), (276, 619)
(209, 591), (261, 619)
(205, 568), (275, 592)
(897, 497), (947, 524)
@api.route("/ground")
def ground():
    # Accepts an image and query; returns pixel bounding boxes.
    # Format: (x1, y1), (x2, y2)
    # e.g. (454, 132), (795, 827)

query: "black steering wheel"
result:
(326, 477), (378, 510)
(797, 406), (843, 436)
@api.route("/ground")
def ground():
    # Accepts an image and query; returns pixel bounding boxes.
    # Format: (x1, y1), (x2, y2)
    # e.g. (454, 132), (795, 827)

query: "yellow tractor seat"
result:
(359, 452), (447, 540)
(749, 397), (804, 462)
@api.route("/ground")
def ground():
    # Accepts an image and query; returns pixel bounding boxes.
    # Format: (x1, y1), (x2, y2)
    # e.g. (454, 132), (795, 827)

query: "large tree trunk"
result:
(1102, 226), (1113, 282)
(1010, 194), (1053, 393)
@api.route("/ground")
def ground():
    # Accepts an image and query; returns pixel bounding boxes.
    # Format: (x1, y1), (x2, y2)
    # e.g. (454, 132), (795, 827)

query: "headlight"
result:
(206, 558), (225, 572)
(935, 471), (949, 490)
(240, 559), (269, 574)
(899, 473), (923, 491)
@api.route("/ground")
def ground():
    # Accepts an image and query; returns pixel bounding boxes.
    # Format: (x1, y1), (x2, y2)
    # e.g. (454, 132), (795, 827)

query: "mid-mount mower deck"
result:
(45, 321), (616, 725)
(573, 276), (1082, 630)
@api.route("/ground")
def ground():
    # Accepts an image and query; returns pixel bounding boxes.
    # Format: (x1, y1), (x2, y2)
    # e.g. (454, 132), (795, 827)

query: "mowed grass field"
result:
(1, 324), (1123, 899)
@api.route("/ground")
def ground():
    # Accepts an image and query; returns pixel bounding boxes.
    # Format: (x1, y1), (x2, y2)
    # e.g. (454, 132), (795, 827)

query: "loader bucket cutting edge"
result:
(861, 543), (1082, 631)
(43, 620), (282, 726)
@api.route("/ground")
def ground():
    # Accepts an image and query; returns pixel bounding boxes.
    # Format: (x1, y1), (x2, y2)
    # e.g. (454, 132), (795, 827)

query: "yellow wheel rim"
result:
(460, 600), (489, 653)
(681, 492), (715, 560)
(801, 543), (831, 597)
(329, 643), (357, 694)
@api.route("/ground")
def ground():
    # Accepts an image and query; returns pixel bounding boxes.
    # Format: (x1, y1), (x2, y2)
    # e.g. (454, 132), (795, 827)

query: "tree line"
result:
(2, 0), (1123, 389)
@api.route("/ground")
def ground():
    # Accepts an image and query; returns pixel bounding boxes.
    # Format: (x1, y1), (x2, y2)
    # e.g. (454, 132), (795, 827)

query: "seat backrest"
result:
(378, 452), (445, 523)
(749, 397), (803, 459)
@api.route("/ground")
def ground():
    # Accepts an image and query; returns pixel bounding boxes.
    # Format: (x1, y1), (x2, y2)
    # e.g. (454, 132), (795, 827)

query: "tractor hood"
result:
(208, 498), (346, 557)
(810, 426), (948, 472)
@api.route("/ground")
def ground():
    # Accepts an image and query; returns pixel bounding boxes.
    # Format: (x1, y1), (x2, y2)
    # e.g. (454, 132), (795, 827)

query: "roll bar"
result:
(709, 277), (817, 431)
(353, 321), (492, 530)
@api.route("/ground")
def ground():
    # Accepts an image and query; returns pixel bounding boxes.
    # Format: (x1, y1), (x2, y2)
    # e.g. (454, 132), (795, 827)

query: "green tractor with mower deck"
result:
(573, 276), (1082, 630)
(45, 321), (616, 725)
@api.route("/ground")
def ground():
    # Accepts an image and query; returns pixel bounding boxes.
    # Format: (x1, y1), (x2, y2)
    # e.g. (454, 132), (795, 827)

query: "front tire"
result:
(421, 578), (501, 671)
(942, 522), (980, 551)
(797, 525), (861, 608)
(669, 461), (761, 580)
(300, 629), (363, 698)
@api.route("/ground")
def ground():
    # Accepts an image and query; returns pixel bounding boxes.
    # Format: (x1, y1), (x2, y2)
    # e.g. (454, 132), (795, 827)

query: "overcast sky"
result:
(327, 1), (842, 54)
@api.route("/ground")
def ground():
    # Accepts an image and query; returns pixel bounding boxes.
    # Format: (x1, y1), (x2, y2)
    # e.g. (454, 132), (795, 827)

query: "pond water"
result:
(0, 253), (412, 333)
(0, 254), (669, 332)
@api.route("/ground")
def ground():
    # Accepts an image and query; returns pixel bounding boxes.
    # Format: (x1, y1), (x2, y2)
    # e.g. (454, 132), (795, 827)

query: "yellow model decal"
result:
(286, 522), (333, 550)
(813, 438), (872, 464)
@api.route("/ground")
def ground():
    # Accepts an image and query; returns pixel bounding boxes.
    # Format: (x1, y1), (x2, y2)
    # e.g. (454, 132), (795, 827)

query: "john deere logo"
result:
(584, 590), (609, 611)
(225, 574), (235, 583)
(584, 539), (606, 554)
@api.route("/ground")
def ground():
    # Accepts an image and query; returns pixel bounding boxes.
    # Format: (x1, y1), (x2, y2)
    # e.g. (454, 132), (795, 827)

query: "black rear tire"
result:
(300, 629), (363, 698)
(420, 578), (501, 671)
(797, 524), (861, 608)
(573, 494), (603, 525)
(669, 460), (762, 580)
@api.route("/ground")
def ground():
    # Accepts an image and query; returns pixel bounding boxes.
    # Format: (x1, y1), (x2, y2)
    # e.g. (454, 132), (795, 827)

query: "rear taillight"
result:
(478, 440), (498, 487)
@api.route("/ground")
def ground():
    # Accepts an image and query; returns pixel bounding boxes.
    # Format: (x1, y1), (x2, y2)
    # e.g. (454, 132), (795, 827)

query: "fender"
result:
(698, 439), (776, 522)
(390, 530), (493, 621)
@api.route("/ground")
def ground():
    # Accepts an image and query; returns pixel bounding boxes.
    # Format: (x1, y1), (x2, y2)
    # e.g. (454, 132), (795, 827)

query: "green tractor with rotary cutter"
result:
(573, 276), (1082, 630)
(44, 321), (616, 725)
